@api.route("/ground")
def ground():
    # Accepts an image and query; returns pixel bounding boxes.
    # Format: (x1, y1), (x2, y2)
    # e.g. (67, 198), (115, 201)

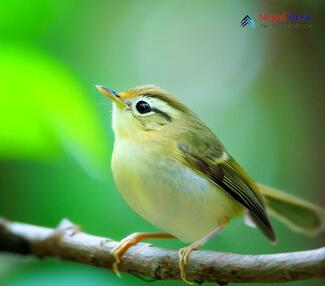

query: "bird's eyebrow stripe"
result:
(147, 94), (188, 113)
(151, 107), (172, 122)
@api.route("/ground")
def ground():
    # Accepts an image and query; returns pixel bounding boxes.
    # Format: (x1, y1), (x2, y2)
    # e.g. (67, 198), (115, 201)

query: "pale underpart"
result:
(112, 139), (243, 243)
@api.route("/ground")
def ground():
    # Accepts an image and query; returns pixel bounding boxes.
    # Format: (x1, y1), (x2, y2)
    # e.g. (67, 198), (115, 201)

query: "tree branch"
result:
(0, 218), (324, 284)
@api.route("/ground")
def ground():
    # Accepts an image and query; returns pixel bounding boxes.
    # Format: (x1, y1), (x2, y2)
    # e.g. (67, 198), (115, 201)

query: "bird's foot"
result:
(179, 245), (199, 285)
(111, 232), (145, 277)
(178, 224), (226, 284)
(110, 232), (174, 277)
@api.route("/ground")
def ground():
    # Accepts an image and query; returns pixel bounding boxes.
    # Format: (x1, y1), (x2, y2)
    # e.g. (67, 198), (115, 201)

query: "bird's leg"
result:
(111, 232), (175, 277)
(179, 223), (226, 284)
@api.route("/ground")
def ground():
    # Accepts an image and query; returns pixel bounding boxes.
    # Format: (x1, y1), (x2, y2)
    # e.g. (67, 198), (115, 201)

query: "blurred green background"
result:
(1, 0), (324, 285)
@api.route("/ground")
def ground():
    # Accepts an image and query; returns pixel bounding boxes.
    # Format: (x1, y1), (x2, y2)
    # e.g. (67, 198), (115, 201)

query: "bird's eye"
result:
(136, 100), (152, 114)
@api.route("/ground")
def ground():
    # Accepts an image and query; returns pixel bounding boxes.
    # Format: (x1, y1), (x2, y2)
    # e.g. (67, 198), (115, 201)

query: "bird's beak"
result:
(96, 84), (128, 109)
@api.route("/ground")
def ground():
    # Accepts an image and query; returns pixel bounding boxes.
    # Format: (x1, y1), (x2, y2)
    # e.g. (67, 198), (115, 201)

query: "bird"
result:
(96, 84), (325, 283)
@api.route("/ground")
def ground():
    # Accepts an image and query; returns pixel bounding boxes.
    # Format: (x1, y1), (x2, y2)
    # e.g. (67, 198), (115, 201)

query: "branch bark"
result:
(0, 218), (324, 284)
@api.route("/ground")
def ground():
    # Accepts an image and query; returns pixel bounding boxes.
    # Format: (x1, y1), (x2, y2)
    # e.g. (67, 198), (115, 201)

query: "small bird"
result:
(96, 84), (325, 283)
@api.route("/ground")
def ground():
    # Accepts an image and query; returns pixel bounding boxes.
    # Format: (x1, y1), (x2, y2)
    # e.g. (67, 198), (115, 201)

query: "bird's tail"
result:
(257, 183), (325, 236)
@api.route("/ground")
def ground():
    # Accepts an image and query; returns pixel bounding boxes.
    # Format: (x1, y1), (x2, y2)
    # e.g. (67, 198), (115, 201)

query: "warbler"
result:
(96, 84), (325, 283)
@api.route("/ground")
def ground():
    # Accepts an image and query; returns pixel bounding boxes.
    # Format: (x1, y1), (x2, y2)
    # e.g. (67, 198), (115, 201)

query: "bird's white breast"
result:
(112, 139), (242, 243)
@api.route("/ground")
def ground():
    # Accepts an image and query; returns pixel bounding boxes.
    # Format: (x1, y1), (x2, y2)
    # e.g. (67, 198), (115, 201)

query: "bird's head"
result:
(96, 84), (191, 140)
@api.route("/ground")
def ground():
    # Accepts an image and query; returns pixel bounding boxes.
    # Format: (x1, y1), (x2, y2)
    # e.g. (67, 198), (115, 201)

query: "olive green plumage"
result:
(97, 84), (325, 283)
(98, 84), (325, 240)
(174, 119), (276, 242)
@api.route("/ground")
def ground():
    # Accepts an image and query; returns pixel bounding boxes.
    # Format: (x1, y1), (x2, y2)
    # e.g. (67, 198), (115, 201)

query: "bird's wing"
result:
(176, 137), (276, 242)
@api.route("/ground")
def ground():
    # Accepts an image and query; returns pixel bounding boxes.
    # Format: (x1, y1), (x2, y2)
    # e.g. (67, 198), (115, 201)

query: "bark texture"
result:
(0, 218), (324, 284)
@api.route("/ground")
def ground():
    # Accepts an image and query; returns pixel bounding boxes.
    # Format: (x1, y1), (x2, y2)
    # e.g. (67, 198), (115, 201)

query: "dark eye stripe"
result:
(151, 107), (172, 122)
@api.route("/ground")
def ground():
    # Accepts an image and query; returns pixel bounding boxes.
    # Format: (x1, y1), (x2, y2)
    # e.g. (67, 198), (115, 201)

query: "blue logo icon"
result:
(241, 15), (256, 27)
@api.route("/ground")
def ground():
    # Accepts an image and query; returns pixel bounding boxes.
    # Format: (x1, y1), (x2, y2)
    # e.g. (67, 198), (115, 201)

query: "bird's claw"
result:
(110, 233), (141, 278)
(179, 246), (197, 285)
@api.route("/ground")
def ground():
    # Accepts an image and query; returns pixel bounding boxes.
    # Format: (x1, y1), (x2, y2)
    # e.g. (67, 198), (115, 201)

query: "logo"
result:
(259, 12), (312, 23)
(241, 12), (312, 29)
(241, 15), (256, 28)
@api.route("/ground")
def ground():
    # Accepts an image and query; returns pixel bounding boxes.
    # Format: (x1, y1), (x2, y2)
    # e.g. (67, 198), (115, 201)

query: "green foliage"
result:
(0, 43), (108, 176)
(0, 1), (324, 286)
